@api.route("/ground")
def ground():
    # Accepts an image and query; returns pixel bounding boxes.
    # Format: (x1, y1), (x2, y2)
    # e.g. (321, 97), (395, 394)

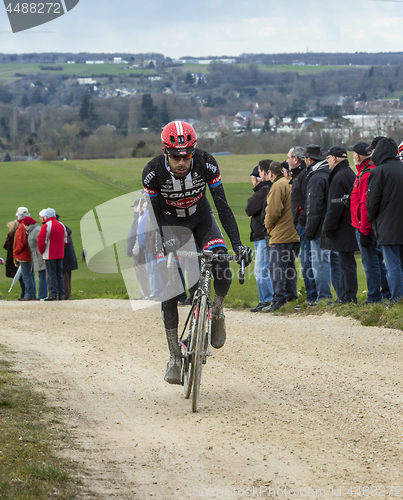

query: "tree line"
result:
(2, 54), (403, 159)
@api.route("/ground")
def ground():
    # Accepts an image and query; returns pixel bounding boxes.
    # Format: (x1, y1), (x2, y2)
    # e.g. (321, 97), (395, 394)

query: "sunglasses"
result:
(167, 150), (194, 161)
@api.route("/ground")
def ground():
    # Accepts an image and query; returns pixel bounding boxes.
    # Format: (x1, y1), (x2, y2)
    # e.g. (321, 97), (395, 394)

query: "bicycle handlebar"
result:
(171, 250), (246, 285)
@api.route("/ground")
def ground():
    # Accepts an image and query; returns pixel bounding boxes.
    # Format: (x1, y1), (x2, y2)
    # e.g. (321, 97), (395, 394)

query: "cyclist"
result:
(142, 121), (252, 385)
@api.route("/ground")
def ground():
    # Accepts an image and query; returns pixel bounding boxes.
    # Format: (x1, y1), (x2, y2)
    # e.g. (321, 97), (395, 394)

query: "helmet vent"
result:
(170, 135), (175, 144)
(187, 134), (191, 142)
(178, 135), (184, 144)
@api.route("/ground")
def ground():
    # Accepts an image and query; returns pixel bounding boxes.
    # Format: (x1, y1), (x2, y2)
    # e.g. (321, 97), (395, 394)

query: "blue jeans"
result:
(310, 237), (332, 300)
(355, 229), (390, 302)
(45, 259), (64, 298)
(330, 251), (341, 299)
(253, 239), (273, 303)
(145, 253), (163, 298)
(38, 269), (48, 300)
(297, 224), (317, 302)
(20, 261), (36, 299)
(381, 244), (403, 302)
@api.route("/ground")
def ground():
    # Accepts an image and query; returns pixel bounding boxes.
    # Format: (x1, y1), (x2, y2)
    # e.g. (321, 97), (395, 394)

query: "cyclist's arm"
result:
(209, 183), (242, 249)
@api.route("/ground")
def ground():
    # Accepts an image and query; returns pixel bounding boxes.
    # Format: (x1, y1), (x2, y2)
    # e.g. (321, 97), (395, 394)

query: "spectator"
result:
(127, 197), (152, 299)
(287, 146), (317, 306)
(259, 160), (274, 256)
(263, 161), (300, 312)
(3, 219), (25, 298)
(349, 141), (390, 304)
(245, 163), (273, 312)
(138, 198), (163, 301)
(56, 214), (78, 300)
(13, 207), (36, 301)
(323, 146), (359, 304)
(38, 207), (68, 301)
(23, 216), (47, 300)
(304, 145), (334, 302)
(367, 137), (403, 302)
(281, 160), (292, 181)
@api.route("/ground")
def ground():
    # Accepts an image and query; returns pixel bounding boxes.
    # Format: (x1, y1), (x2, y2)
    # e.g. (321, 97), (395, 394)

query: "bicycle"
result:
(167, 249), (245, 413)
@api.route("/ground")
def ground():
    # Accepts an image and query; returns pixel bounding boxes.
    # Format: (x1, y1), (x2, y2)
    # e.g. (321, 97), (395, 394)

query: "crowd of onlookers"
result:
(245, 137), (403, 312)
(3, 207), (78, 301)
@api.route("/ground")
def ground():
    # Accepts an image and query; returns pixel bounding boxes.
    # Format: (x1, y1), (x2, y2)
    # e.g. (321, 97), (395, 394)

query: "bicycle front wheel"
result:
(192, 294), (208, 413)
(183, 318), (195, 399)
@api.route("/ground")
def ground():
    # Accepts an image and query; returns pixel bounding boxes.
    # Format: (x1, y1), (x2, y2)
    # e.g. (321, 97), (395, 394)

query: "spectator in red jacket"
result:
(349, 141), (390, 304)
(13, 206), (36, 301)
(38, 207), (68, 301)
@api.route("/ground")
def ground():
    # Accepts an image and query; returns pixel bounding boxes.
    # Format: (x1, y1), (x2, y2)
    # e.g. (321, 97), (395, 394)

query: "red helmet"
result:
(399, 141), (403, 157)
(161, 121), (197, 155)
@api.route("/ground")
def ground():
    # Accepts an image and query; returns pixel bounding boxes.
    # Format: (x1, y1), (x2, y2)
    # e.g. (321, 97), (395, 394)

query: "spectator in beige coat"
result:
(263, 161), (300, 312)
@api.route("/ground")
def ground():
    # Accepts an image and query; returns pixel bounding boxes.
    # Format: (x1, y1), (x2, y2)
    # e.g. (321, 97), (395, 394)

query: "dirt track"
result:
(1, 299), (403, 499)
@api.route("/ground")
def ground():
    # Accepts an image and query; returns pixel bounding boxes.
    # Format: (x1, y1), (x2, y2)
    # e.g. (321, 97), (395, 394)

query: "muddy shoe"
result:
(164, 357), (182, 385)
(211, 312), (226, 349)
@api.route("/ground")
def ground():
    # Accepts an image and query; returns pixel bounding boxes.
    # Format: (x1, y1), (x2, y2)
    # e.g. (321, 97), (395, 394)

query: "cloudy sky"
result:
(1, 0), (402, 58)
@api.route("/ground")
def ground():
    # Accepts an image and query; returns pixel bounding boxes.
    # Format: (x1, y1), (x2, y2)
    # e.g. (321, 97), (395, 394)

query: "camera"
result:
(331, 194), (350, 207)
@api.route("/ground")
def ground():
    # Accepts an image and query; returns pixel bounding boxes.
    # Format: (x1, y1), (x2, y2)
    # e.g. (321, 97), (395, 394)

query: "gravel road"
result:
(1, 299), (403, 499)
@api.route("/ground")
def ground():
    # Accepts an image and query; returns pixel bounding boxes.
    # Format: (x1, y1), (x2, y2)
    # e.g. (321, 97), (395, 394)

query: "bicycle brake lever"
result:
(239, 259), (245, 285)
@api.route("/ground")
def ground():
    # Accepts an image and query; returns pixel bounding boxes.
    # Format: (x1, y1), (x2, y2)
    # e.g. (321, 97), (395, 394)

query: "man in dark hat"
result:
(245, 161), (273, 311)
(304, 144), (335, 302)
(286, 145), (317, 307)
(323, 146), (359, 304)
(366, 136), (386, 155)
(349, 141), (390, 304)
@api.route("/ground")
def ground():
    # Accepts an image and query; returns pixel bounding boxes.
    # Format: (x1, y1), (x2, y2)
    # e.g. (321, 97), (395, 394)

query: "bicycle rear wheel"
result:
(183, 317), (195, 399)
(192, 295), (208, 413)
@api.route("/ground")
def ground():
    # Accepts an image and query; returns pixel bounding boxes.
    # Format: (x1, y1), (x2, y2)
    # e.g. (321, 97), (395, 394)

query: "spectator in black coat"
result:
(304, 145), (335, 302)
(367, 137), (403, 302)
(287, 145), (317, 305)
(245, 162), (273, 311)
(323, 146), (359, 303)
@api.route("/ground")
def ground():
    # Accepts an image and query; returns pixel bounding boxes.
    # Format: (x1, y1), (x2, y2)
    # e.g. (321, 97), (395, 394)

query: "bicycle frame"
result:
(167, 249), (244, 412)
(179, 251), (214, 355)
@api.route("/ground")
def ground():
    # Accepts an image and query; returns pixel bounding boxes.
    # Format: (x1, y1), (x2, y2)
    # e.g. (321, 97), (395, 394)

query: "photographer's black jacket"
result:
(322, 159), (359, 252)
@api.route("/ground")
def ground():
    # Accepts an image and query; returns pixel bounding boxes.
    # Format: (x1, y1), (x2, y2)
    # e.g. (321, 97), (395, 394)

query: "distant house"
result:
(78, 78), (97, 85)
(113, 57), (128, 64)
(192, 73), (206, 84)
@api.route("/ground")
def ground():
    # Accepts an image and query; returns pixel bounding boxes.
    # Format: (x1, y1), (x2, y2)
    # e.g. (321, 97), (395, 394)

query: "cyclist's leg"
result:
(158, 251), (183, 384)
(193, 212), (231, 348)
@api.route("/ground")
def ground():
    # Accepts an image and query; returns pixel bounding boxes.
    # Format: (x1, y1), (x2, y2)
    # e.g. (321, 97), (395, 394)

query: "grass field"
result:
(0, 62), (360, 83)
(0, 63), (155, 82)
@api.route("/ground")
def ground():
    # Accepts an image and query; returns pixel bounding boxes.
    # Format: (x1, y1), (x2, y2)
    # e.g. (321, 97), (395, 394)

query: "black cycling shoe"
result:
(250, 302), (270, 312)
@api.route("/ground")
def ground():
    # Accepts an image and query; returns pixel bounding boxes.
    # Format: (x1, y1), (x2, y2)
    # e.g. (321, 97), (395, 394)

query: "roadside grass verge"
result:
(268, 291), (403, 332)
(0, 348), (84, 499)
